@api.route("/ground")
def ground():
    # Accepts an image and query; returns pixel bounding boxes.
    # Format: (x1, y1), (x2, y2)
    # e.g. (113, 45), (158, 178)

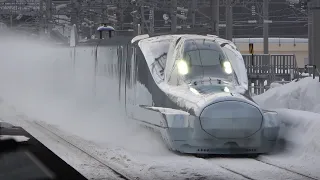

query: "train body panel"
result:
(68, 33), (280, 155)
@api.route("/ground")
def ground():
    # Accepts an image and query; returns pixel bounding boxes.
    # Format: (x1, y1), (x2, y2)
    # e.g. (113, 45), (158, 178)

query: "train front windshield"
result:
(176, 39), (235, 83)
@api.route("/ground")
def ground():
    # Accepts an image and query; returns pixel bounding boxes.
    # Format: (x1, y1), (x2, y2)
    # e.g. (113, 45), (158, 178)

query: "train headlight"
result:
(224, 87), (230, 92)
(177, 60), (189, 75)
(223, 61), (232, 74)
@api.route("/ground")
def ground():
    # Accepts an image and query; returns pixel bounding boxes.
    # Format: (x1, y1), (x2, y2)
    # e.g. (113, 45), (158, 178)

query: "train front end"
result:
(166, 90), (280, 155)
(138, 34), (280, 155)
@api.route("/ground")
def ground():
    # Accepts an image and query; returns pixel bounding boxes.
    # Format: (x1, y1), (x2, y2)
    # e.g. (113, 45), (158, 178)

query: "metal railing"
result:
(242, 54), (298, 81)
(243, 54), (299, 95)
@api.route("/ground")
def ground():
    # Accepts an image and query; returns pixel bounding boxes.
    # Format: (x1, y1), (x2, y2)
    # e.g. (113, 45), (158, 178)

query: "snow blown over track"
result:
(0, 32), (169, 155)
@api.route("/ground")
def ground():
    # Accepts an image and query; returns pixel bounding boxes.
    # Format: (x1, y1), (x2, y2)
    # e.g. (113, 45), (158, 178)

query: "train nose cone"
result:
(200, 100), (263, 139)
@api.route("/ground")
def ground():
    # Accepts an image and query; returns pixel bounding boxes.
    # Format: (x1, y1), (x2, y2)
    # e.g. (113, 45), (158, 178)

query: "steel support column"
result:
(308, 1), (313, 65)
(171, 0), (177, 33)
(46, 0), (52, 37)
(225, 0), (233, 40)
(191, 0), (197, 27)
(311, 0), (320, 69)
(263, 0), (269, 54)
(211, 0), (219, 36)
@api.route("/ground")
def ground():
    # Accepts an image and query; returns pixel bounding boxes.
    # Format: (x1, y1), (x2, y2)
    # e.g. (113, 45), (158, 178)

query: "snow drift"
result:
(253, 77), (320, 178)
(254, 77), (320, 113)
(258, 108), (320, 179)
(253, 77), (320, 153)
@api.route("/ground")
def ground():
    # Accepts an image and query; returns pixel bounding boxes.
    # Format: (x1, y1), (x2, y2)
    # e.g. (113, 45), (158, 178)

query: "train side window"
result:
(167, 48), (184, 86)
(151, 52), (167, 83)
(167, 40), (185, 86)
(149, 40), (171, 83)
(139, 39), (171, 84)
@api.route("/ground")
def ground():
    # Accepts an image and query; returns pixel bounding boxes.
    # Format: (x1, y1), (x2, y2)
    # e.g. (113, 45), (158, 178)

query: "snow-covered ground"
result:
(1, 34), (320, 179)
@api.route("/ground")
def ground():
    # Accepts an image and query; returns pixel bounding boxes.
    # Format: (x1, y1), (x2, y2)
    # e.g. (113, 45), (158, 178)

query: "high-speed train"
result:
(68, 25), (280, 156)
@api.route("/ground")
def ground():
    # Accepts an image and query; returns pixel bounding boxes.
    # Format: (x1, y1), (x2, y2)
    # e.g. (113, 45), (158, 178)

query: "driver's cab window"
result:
(168, 38), (234, 86)
(183, 39), (227, 81)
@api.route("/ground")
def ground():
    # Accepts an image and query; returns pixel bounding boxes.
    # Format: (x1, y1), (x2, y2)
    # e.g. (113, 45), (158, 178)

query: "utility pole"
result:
(132, 5), (139, 35)
(225, 0), (233, 40)
(263, 0), (269, 54)
(46, 0), (52, 37)
(191, 0), (196, 28)
(140, 6), (145, 34)
(171, 0), (177, 33)
(70, 0), (78, 29)
(119, 0), (124, 30)
(308, 1), (313, 65)
(149, 7), (154, 35)
(311, 0), (320, 69)
(39, 0), (44, 37)
(211, 0), (219, 36)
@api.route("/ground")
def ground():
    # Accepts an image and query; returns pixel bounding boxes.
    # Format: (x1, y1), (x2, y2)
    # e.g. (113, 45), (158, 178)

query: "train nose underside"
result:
(164, 99), (280, 155)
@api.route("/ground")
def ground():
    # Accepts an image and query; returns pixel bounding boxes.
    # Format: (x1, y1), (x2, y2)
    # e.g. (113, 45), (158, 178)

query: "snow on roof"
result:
(97, 26), (115, 31)
(140, 34), (237, 47)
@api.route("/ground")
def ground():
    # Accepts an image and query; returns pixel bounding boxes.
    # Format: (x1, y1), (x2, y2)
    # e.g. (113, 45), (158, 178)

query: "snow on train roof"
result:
(138, 34), (236, 46)
(137, 34), (232, 62)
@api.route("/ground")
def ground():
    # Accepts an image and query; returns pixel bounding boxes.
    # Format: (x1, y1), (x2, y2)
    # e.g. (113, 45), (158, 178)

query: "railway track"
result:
(205, 156), (318, 180)
(31, 119), (318, 180)
(255, 158), (318, 180)
(23, 120), (135, 180)
(15, 117), (319, 180)
(219, 166), (256, 180)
